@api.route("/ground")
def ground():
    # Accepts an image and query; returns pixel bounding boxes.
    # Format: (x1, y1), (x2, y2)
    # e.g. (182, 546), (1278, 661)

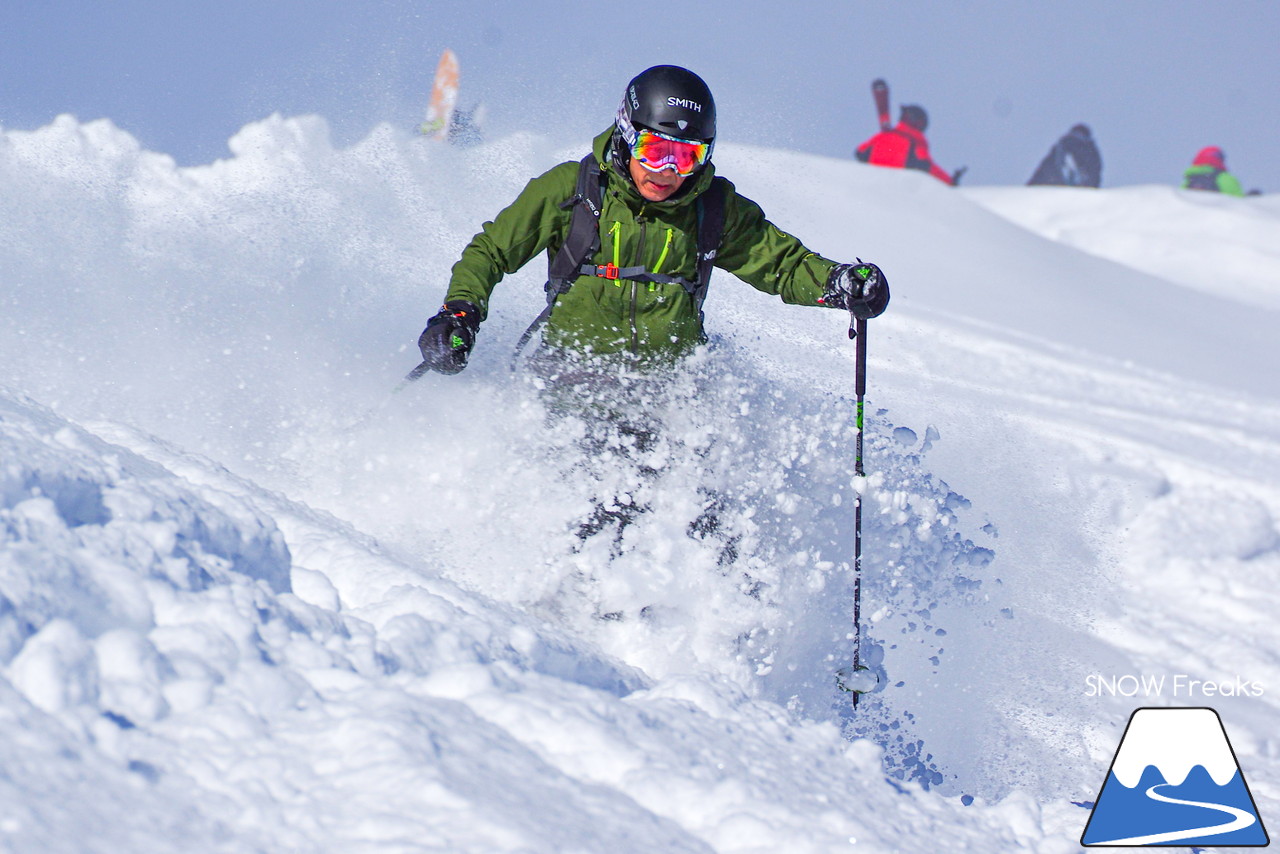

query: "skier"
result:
(413, 65), (889, 569)
(1027, 123), (1102, 187)
(447, 104), (485, 147)
(417, 64), (889, 380)
(1181, 146), (1245, 197)
(854, 104), (964, 186)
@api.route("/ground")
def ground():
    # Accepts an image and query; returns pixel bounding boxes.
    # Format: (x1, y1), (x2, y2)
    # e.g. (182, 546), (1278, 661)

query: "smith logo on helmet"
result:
(629, 86), (639, 110)
(667, 97), (703, 112)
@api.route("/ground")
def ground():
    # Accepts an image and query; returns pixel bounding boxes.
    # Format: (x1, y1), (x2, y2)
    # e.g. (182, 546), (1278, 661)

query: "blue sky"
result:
(3, 1), (1277, 190)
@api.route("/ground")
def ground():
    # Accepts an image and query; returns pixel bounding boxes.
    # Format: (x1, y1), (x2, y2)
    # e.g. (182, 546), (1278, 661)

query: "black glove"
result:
(418, 300), (481, 375)
(951, 166), (968, 186)
(820, 262), (889, 319)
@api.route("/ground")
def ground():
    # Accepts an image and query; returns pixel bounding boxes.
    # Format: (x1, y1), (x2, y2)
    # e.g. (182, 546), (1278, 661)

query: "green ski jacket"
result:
(1182, 164), (1245, 197)
(443, 129), (840, 362)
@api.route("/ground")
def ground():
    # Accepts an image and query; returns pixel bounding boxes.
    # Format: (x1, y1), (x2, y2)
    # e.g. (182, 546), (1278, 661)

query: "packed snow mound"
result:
(3, 113), (1280, 851)
(967, 183), (1280, 311)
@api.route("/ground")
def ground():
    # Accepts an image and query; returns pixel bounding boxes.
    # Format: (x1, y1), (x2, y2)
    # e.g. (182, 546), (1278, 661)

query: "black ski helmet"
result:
(611, 65), (716, 173)
(900, 104), (928, 132)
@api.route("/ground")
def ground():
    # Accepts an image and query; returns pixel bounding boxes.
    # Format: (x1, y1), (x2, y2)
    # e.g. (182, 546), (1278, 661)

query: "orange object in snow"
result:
(420, 49), (460, 139)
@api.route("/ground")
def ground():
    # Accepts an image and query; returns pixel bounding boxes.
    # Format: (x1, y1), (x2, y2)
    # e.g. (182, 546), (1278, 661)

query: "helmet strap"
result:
(609, 130), (632, 177)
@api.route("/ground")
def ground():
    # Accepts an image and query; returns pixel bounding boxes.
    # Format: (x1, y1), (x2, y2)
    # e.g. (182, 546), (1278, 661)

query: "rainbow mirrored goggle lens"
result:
(631, 129), (710, 177)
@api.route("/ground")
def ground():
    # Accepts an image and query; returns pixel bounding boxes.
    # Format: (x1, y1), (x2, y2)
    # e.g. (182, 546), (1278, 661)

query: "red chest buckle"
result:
(594, 263), (620, 280)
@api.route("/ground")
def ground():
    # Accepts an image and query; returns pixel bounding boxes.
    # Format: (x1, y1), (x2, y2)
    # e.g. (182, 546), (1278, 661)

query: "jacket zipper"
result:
(653, 228), (674, 275)
(608, 222), (622, 270)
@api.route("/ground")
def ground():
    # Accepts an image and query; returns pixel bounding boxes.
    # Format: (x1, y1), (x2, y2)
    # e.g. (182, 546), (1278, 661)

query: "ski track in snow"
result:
(3, 114), (1279, 852)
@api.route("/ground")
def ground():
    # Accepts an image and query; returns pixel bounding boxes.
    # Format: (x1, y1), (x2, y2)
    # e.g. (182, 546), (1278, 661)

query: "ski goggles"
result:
(630, 129), (711, 177)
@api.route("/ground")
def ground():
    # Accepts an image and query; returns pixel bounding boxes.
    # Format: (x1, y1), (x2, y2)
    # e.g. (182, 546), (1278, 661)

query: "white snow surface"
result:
(968, 184), (1280, 313)
(2, 113), (1279, 852)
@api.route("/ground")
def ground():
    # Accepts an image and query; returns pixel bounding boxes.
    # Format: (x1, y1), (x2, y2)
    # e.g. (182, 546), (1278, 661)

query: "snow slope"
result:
(3, 114), (1279, 852)
(969, 184), (1280, 312)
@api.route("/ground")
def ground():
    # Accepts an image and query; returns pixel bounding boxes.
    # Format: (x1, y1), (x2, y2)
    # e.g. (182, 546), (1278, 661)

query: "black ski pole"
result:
(337, 360), (432, 434)
(851, 315), (868, 707)
(396, 360), (433, 391)
(837, 315), (877, 706)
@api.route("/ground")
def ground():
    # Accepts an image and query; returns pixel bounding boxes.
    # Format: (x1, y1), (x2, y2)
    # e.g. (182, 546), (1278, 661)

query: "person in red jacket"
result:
(855, 105), (965, 186)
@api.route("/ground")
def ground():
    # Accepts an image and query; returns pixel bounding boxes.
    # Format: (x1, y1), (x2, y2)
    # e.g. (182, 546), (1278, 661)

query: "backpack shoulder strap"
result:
(547, 155), (605, 285)
(511, 156), (604, 367)
(690, 176), (727, 314)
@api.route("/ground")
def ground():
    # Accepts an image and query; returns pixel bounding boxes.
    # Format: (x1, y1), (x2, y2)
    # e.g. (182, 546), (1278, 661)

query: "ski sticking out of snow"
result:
(872, 78), (891, 131)
(420, 48), (460, 139)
